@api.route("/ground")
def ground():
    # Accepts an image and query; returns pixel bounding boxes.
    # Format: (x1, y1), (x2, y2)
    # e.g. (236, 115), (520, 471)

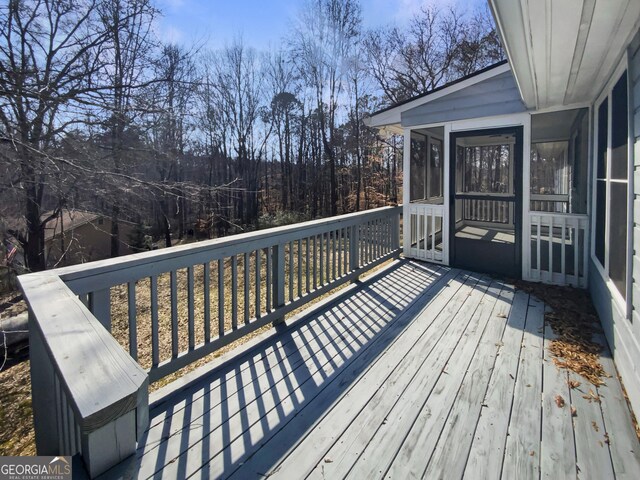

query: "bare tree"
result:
(0, 0), (117, 271)
(97, 0), (157, 256)
(291, 0), (362, 216)
(365, 4), (504, 104)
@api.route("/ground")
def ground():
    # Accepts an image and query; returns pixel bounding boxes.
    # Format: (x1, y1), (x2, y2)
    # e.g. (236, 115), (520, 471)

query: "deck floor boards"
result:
(109, 260), (640, 480)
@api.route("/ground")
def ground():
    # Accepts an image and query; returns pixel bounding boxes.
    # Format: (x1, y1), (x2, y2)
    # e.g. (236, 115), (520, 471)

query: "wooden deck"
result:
(110, 260), (640, 479)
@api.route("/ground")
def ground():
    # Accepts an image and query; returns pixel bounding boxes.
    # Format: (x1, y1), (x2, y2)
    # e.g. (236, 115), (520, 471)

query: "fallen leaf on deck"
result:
(555, 395), (565, 408)
(568, 379), (581, 389)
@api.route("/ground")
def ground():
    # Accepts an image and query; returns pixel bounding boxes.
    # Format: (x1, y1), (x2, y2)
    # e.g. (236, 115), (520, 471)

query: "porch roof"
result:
(364, 60), (512, 131)
(489, 0), (640, 110)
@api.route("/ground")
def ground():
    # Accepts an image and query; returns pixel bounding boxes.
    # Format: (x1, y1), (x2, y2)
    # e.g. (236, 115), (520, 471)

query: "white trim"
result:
(366, 63), (512, 128)
(522, 113), (532, 280)
(403, 128), (411, 257)
(527, 102), (592, 115)
(626, 46), (634, 320)
(449, 113), (530, 132)
(443, 123), (452, 265)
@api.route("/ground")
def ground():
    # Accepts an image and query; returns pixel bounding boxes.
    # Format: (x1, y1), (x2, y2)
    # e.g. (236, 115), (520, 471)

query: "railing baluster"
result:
(560, 217), (566, 284)
(231, 255), (238, 330)
(170, 271), (179, 358)
(319, 234), (324, 286)
(204, 263), (211, 342)
(374, 219), (379, 259)
(313, 236), (317, 290)
(218, 258), (225, 337)
(305, 237), (310, 294)
(331, 231), (336, 281)
(89, 288), (111, 331)
(574, 224), (580, 283)
(244, 252), (250, 325)
(255, 250), (261, 317)
(548, 216), (553, 279)
(150, 275), (159, 366)
(536, 216), (542, 279)
(430, 212), (436, 259)
(338, 228), (343, 277)
(289, 242), (294, 301)
(297, 238), (302, 298)
(266, 247), (272, 310)
(273, 243), (285, 323)
(188, 266), (195, 350)
(127, 281), (137, 361)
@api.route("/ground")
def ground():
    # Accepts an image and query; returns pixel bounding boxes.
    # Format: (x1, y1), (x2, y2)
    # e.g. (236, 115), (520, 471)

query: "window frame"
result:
(591, 58), (632, 316)
(410, 131), (444, 204)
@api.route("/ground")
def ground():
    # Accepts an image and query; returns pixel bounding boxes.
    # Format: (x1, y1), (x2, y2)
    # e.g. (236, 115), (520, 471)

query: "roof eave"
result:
(365, 61), (512, 129)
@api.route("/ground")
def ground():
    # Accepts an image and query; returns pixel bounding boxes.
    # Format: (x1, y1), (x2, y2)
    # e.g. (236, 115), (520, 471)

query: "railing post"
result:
(350, 224), (359, 271)
(272, 243), (286, 325)
(28, 314), (58, 455)
(392, 210), (401, 252)
(89, 288), (111, 331)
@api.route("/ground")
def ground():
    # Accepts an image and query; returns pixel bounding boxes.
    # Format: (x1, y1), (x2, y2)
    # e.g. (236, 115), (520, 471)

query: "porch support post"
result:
(443, 123), (452, 265)
(403, 128), (411, 257)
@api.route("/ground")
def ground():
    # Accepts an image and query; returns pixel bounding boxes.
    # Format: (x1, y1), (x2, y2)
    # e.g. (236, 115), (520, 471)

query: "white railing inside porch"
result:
(407, 203), (445, 263)
(462, 198), (511, 224)
(525, 212), (589, 288)
(19, 206), (402, 478)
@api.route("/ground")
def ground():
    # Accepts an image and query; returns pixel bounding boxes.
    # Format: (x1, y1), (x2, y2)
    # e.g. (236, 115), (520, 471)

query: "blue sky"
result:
(156, 0), (486, 50)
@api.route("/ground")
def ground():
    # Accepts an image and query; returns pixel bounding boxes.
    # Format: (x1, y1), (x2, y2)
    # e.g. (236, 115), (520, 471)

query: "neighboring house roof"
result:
(1, 209), (102, 242)
(43, 210), (101, 241)
(489, 0), (640, 109)
(365, 61), (515, 129)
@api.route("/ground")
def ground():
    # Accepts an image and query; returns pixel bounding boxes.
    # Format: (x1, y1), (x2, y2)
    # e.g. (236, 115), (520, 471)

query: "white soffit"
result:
(490, 0), (640, 110)
(365, 62), (511, 129)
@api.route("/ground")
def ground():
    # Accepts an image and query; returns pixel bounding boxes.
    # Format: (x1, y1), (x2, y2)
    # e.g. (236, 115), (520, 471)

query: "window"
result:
(594, 70), (629, 300)
(410, 131), (444, 203)
(530, 108), (589, 214)
(530, 142), (569, 212)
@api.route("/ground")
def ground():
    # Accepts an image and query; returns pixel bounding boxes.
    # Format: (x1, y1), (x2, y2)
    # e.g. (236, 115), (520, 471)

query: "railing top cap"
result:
(40, 205), (401, 282)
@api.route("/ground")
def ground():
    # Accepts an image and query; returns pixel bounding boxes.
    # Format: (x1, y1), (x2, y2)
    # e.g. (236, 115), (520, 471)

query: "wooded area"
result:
(0, 0), (503, 272)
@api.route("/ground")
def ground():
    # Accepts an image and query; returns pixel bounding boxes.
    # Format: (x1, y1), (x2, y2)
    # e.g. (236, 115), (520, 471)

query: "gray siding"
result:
(591, 28), (640, 417)
(400, 71), (526, 127)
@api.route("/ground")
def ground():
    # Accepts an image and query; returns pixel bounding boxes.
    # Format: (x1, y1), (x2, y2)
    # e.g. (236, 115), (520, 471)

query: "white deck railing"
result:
(526, 212), (588, 288)
(19, 206), (402, 478)
(407, 203), (445, 263)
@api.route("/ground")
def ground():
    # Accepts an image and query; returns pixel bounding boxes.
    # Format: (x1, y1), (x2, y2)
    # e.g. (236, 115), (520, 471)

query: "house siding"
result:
(400, 71), (526, 127)
(590, 28), (640, 417)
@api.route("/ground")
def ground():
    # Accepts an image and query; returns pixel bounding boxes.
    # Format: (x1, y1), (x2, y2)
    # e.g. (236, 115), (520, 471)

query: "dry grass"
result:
(0, 361), (35, 456)
(0, 291), (32, 456)
(0, 291), (26, 319)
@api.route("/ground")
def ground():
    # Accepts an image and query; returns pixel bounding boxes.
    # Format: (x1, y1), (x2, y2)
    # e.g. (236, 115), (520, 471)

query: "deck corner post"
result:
(80, 377), (148, 479)
(80, 410), (137, 478)
(28, 313), (58, 455)
(272, 243), (286, 325)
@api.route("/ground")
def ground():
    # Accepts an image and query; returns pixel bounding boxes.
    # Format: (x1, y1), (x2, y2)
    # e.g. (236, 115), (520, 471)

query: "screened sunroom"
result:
(367, 62), (590, 287)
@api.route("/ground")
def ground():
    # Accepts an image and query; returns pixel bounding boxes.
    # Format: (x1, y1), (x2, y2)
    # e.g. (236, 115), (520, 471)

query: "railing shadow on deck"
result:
(113, 260), (452, 479)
